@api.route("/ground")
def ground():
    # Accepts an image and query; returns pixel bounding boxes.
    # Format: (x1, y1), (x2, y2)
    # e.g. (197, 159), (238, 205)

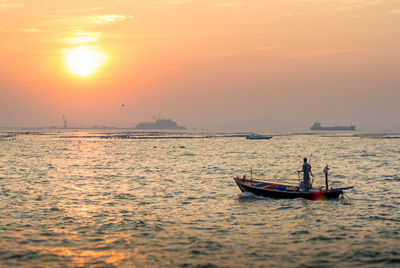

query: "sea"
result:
(0, 129), (399, 267)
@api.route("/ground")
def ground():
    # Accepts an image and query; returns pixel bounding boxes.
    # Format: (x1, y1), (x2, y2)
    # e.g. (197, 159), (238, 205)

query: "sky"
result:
(0, 0), (399, 130)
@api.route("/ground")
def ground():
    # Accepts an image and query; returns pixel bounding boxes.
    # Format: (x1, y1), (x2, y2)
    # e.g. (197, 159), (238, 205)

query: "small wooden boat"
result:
(246, 133), (272, 139)
(234, 176), (353, 200)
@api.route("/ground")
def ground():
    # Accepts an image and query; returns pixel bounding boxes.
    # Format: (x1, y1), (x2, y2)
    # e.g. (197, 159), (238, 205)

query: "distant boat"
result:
(234, 177), (353, 200)
(246, 133), (272, 139)
(310, 121), (356, 131)
(135, 119), (186, 130)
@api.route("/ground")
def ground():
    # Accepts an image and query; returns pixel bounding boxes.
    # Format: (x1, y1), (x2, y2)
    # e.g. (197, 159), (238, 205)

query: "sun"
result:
(64, 46), (106, 77)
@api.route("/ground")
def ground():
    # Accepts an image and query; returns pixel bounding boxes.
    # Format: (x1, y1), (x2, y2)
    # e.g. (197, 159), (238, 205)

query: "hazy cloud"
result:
(0, 1), (26, 10)
(290, 48), (373, 59)
(21, 28), (46, 33)
(89, 14), (133, 24)
(333, 0), (398, 12)
(162, 0), (194, 5)
(210, 45), (281, 58)
(216, 1), (243, 8)
(36, 13), (133, 34)
(310, 48), (372, 56)
(63, 32), (101, 45)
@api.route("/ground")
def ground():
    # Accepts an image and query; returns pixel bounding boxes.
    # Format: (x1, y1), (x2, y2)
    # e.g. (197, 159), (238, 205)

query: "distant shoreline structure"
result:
(135, 119), (186, 130)
(310, 121), (356, 131)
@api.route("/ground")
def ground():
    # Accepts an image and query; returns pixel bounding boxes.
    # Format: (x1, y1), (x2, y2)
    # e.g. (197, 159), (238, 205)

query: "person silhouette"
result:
(298, 157), (313, 191)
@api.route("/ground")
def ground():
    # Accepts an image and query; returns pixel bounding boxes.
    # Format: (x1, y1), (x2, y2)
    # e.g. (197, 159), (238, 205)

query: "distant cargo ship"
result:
(310, 121), (356, 131)
(135, 119), (186, 130)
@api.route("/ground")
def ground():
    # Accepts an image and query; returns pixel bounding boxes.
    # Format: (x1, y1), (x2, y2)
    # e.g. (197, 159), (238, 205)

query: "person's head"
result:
(303, 157), (307, 163)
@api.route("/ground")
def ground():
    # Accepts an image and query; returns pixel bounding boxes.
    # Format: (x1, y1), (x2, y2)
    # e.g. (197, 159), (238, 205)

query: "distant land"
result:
(135, 119), (186, 130)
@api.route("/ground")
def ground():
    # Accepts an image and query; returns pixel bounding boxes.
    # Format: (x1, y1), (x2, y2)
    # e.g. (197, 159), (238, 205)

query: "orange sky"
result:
(1, 0), (399, 130)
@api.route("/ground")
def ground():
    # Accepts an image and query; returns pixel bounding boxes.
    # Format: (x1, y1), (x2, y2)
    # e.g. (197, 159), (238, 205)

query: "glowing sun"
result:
(64, 46), (106, 77)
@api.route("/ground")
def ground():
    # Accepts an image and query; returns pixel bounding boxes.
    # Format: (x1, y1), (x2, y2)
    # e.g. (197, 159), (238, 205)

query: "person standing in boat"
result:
(298, 157), (313, 191)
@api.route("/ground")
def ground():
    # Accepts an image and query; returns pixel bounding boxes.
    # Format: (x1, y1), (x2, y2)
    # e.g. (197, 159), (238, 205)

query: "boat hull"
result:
(246, 136), (272, 140)
(234, 177), (352, 200)
(246, 133), (272, 139)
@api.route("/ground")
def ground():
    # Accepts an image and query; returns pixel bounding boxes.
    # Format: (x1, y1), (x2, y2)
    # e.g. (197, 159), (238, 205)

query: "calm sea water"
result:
(0, 129), (399, 267)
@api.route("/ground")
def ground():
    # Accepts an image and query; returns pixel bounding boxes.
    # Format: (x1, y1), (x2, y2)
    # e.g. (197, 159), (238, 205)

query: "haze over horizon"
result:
(1, 0), (399, 131)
